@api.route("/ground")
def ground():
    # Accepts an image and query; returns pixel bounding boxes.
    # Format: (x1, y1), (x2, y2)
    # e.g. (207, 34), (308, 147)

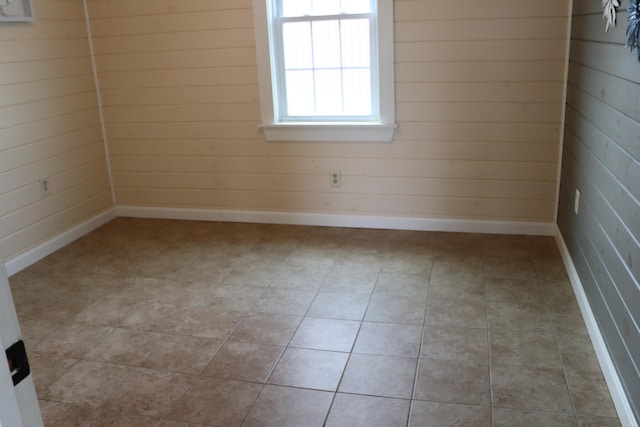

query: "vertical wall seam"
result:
(82, 0), (116, 207)
(555, 0), (574, 224)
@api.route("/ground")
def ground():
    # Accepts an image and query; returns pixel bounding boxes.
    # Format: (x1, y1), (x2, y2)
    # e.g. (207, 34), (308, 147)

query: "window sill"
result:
(259, 122), (397, 142)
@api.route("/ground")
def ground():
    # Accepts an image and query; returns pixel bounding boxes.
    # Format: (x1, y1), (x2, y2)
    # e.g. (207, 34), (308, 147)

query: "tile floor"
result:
(8, 218), (621, 426)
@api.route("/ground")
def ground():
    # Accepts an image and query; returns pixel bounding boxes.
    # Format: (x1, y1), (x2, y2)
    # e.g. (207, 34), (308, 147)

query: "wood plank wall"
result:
(0, 0), (113, 261)
(558, 0), (640, 420)
(90, 0), (569, 223)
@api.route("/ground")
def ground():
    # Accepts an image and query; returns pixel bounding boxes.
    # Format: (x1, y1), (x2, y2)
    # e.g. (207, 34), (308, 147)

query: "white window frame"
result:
(252, 0), (396, 142)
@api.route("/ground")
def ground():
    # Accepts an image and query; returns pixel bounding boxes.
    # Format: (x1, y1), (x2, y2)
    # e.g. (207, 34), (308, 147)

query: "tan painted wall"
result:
(92, 0), (569, 223)
(0, 0), (570, 262)
(0, 0), (113, 260)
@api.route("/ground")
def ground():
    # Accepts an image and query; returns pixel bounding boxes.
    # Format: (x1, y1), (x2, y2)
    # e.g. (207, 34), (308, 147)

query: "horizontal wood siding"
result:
(559, 1), (640, 420)
(0, 0), (113, 261)
(89, 0), (568, 223)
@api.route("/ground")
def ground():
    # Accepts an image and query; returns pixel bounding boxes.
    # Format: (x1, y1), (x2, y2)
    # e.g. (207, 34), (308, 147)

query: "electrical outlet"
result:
(39, 178), (50, 196)
(574, 188), (580, 215)
(330, 170), (342, 187)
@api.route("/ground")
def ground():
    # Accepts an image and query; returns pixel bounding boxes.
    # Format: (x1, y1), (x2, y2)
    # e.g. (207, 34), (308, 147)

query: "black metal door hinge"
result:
(5, 340), (30, 386)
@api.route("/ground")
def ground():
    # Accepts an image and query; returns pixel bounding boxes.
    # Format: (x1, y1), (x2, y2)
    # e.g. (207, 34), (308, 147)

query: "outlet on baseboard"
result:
(574, 188), (580, 215)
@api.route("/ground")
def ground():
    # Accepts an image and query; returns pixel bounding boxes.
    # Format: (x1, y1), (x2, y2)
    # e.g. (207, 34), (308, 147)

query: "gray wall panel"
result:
(560, 0), (640, 422)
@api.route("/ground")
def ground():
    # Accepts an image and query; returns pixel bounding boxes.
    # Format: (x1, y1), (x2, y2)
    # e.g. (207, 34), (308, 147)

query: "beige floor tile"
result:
(485, 277), (545, 304)
(483, 257), (538, 280)
(307, 291), (371, 320)
(243, 384), (334, 427)
(381, 251), (433, 274)
(492, 408), (577, 427)
(414, 358), (490, 405)
(289, 317), (360, 352)
(161, 421), (208, 427)
(84, 328), (164, 366)
(172, 306), (244, 339)
(221, 261), (281, 287)
(365, 294), (427, 325)
(270, 263), (329, 290)
(353, 322), (422, 357)
(7, 220), (621, 427)
(268, 347), (348, 391)
(426, 298), (487, 328)
(100, 367), (195, 418)
(339, 353), (417, 399)
(39, 399), (93, 427)
(252, 287), (316, 316)
(428, 279), (486, 302)
(321, 266), (379, 294)
(31, 323), (113, 359)
(566, 370), (618, 418)
(203, 341), (284, 382)
(198, 284), (265, 312)
(409, 401), (491, 427)
(489, 327), (563, 369)
(167, 377), (262, 426)
(486, 300), (551, 331)
(140, 334), (223, 375)
(81, 407), (163, 426)
(123, 302), (187, 333)
(576, 415), (622, 427)
(421, 325), (489, 362)
(230, 312), (302, 346)
(555, 327), (603, 375)
(373, 272), (430, 297)
(75, 294), (146, 327)
(492, 363), (574, 414)
(326, 393), (410, 427)
(47, 360), (132, 407)
(29, 352), (80, 399)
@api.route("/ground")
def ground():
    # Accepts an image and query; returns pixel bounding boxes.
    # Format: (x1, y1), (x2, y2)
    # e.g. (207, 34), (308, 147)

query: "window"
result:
(253, 0), (396, 142)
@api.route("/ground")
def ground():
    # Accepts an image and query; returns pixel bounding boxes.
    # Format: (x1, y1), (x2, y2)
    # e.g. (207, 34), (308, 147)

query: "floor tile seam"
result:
(68, 324), (119, 362)
(490, 402), (579, 416)
(480, 262), (498, 427)
(79, 348), (221, 376)
(162, 376), (267, 425)
(546, 301), (582, 423)
(321, 318), (366, 400)
(410, 259), (433, 404)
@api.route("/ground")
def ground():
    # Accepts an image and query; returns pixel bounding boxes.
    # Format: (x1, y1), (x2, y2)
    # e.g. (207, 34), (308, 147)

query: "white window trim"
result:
(252, 0), (396, 142)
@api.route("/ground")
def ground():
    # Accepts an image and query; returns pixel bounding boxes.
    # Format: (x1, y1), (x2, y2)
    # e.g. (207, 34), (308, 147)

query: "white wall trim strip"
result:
(5, 208), (116, 277)
(555, 227), (639, 427)
(116, 206), (556, 236)
(82, 0), (116, 207)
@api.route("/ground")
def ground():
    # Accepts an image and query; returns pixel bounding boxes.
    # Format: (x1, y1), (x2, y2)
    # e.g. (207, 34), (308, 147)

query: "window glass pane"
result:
(281, 0), (312, 17)
(312, 20), (341, 69)
(314, 70), (343, 115)
(286, 70), (315, 116)
(341, 0), (372, 13)
(282, 22), (313, 69)
(341, 19), (370, 67)
(312, 0), (340, 15)
(281, 0), (371, 16)
(343, 69), (371, 115)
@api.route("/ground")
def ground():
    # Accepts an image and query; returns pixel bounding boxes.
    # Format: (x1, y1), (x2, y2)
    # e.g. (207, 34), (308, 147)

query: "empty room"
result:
(0, 0), (638, 426)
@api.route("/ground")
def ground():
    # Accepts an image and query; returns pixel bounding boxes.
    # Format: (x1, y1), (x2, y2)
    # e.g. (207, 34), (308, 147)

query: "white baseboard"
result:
(116, 206), (556, 236)
(5, 208), (117, 277)
(555, 227), (638, 427)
